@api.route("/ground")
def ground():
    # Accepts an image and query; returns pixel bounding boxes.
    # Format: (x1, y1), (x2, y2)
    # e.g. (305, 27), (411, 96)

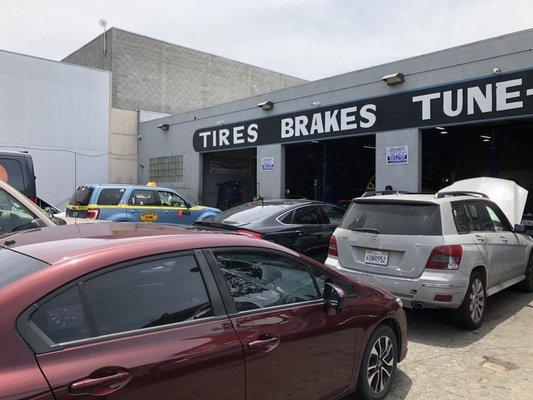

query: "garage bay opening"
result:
(285, 136), (375, 206)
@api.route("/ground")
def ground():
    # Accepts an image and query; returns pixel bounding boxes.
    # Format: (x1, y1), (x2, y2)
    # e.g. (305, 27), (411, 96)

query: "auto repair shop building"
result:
(138, 28), (533, 215)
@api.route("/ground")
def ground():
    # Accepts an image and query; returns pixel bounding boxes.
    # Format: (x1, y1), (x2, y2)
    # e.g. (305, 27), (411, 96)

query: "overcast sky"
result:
(1, 0), (532, 80)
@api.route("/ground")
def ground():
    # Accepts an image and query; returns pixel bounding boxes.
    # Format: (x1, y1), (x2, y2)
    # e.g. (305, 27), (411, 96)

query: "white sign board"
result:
(261, 157), (275, 172)
(386, 146), (408, 165)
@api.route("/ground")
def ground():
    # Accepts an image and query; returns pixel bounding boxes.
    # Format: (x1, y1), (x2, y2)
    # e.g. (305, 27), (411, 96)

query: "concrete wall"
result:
(109, 108), (138, 184)
(0, 49), (110, 207)
(139, 28), (533, 202)
(257, 144), (285, 199)
(64, 28), (306, 114)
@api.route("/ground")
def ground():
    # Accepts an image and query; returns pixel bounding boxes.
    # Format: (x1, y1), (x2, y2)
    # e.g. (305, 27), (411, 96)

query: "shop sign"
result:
(193, 68), (533, 152)
(386, 146), (408, 165)
(261, 157), (275, 172)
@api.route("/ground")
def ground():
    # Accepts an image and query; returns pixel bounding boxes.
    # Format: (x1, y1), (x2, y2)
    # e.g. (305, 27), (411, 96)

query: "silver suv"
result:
(325, 192), (533, 329)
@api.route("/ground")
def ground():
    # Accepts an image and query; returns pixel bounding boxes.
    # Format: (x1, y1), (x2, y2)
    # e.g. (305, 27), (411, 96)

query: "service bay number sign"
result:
(261, 157), (275, 172)
(386, 146), (408, 165)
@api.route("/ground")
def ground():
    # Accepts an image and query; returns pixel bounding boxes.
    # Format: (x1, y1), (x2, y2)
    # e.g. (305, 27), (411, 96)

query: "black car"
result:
(195, 199), (346, 261)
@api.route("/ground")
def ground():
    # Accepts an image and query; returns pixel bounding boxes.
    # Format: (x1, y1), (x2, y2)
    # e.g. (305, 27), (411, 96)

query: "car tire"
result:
(451, 271), (486, 330)
(354, 324), (398, 400)
(517, 254), (533, 292)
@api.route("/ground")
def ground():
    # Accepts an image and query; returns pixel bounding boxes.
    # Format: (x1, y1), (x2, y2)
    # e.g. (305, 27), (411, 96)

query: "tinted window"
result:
(214, 251), (319, 312)
(484, 203), (511, 232)
(128, 190), (159, 206)
(279, 211), (293, 224)
(0, 248), (48, 290)
(84, 255), (212, 335)
(451, 202), (472, 234)
(158, 191), (186, 207)
(292, 206), (322, 225)
(341, 201), (442, 235)
(0, 189), (38, 233)
(69, 186), (94, 206)
(97, 188), (125, 206)
(212, 202), (291, 226)
(0, 159), (25, 192)
(322, 205), (345, 226)
(30, 286), (91, 344)
(468, 203), (495, 232)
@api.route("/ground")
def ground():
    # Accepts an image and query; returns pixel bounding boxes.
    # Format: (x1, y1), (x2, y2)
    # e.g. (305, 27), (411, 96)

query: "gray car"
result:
(325, 191), (533, 329)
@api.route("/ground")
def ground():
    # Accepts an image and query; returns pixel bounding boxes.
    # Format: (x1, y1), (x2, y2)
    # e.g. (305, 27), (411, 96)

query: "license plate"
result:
(364, 250), (389, 266)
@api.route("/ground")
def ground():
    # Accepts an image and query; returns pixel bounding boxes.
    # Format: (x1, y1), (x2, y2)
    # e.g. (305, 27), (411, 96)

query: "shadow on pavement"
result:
(406, 288), (533, 348)
(384, 369), (413, 400)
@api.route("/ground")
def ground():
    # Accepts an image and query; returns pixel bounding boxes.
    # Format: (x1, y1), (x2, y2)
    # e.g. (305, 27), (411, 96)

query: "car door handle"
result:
(69, 371), (132, 396)
(129, 209), (139, 213)
(248, 335), (280, 353)
(293, 230), (303, 236)
(499, 235), (509, 243)
(474, 234), (485, 243)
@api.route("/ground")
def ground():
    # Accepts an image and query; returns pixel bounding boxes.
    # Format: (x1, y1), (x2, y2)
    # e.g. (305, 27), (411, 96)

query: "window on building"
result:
(149, 155), (183, 183)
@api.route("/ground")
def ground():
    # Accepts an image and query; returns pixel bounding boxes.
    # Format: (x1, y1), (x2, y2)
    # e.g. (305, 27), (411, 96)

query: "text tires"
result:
(451, 271), (486, 330)
(355, 324), (398, 400)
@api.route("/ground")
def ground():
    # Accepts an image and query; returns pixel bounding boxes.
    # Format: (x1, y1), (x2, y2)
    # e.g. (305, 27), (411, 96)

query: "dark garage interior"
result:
(423, 119), (533, 218)
(285, 135), (375, 206)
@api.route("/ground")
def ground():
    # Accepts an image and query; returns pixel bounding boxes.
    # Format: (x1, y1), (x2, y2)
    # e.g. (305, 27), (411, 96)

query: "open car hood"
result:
(438, 177), (528, 226)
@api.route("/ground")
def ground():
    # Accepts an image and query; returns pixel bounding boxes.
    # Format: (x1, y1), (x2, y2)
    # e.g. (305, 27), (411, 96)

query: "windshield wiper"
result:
(352, 228), (380, 234)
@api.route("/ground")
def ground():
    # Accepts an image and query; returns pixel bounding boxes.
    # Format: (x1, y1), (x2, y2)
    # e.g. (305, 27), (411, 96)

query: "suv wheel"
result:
(518, 255), (533, 292)
(451, 271), (486, 330)
(355, 324), (397, 400)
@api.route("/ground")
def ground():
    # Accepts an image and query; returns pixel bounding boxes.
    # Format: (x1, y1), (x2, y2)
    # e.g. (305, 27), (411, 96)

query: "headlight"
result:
(395, 297), (403, 308)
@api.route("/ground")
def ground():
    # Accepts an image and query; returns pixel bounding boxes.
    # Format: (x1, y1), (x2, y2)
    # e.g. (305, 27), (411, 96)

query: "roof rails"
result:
(361, 190), (413, 197)
(436, 191), (488, 199)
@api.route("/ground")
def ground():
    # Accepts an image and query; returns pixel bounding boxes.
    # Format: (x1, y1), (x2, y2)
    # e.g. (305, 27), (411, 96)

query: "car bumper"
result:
(325, 257), (469, 309)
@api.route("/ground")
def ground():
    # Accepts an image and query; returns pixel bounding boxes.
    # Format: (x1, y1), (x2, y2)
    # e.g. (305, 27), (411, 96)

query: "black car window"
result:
(292, 206), (322, 225)
(84, 255), (213, 336)
(470, 202), (496, 232)
(128, 190), (160, 206)
(213, 251), (320, 312)
(30, 286), (91, 344)
(322, 205), (345, 226)
(0, 159), (25, 192)
(69, 186), (94, 206)
(451, 201), (473, 234)
(158, 191), (186, 207)
(341, 201), (442, 235)
(97, 188), (125, 206)
(279, 210), (293, 224)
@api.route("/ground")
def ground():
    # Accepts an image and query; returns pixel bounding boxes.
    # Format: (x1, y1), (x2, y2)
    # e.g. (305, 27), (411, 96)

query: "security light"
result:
(311, 101), (321, 107)
(257, 101), (274, 111)
(480, 134), (491, 139)
(440, 131), (448, 135)
(382, 72), (404, 86)
(436, 127), (445, 130)
(158, 123), (169, 131)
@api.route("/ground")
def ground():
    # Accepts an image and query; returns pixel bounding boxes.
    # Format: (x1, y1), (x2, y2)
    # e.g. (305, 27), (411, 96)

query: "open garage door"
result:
(285, 136), (375, 206)
(202, 149), (257, 209)
(422, 119), (533, 222)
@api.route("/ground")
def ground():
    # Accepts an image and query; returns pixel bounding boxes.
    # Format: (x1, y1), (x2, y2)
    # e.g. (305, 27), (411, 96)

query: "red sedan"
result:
(0, 222), (407, 400)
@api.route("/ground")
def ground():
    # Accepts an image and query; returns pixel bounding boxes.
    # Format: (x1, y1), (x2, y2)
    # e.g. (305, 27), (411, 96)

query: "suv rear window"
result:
(0, 248), (48, 290)
(341, 201), (442, 235)
(97, 188), (125, 206)
(69, 186), (94, 206)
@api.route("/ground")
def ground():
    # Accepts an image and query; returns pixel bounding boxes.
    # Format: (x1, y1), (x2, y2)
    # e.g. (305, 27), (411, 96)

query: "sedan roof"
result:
(0, 222), (291, 265)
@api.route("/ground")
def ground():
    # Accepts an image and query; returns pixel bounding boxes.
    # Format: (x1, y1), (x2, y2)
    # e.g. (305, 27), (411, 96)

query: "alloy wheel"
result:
(367, 335), (394, 394)
(469, 278), (485, 323)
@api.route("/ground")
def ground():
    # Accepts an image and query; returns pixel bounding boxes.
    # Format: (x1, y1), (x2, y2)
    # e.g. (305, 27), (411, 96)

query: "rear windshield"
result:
(69, 186), (94, 206)
(97, 188), (125, 206)
(212, 203), (289, 226)
(0, 248), (48, 290)
(341, 201), (442, 235)
(0, 159), (25, 193)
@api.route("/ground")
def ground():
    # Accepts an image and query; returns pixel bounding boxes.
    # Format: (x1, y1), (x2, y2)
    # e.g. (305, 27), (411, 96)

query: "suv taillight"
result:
(425, 245), (462, 270)
(328, 235), (338, 257)
(86, 209), (100, 219)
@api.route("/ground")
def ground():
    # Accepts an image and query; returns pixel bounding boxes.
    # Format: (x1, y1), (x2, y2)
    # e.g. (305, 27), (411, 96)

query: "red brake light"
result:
(86, 209), (100, 219)
(328, 235), (338, 257)
(425, 245), (462, 270)
(235, 229), (263, 239)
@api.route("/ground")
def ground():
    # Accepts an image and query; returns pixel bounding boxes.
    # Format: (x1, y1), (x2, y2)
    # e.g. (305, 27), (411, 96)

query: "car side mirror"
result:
(323, 282), (346, 315)
(514, 224), (527, 233)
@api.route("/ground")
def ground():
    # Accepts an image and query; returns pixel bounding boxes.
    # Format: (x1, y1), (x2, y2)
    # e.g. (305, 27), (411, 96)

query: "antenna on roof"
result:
(99, 19), (108, 55)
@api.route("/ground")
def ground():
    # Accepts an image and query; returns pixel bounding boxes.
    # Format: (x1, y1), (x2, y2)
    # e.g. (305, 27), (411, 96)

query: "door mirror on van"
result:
(323, 282), (346, 315)
(514, 224), (527, 233)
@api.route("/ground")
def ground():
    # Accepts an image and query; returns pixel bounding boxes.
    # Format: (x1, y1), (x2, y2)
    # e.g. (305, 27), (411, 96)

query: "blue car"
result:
(66, 184), (220, 225)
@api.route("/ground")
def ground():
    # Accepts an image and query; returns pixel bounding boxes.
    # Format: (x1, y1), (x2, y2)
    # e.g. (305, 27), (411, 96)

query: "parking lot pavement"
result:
(385, 289), (533, 400)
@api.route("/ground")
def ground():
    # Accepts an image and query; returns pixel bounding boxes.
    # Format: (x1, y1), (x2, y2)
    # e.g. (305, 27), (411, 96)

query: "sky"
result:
(1, 0), (532, 80)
